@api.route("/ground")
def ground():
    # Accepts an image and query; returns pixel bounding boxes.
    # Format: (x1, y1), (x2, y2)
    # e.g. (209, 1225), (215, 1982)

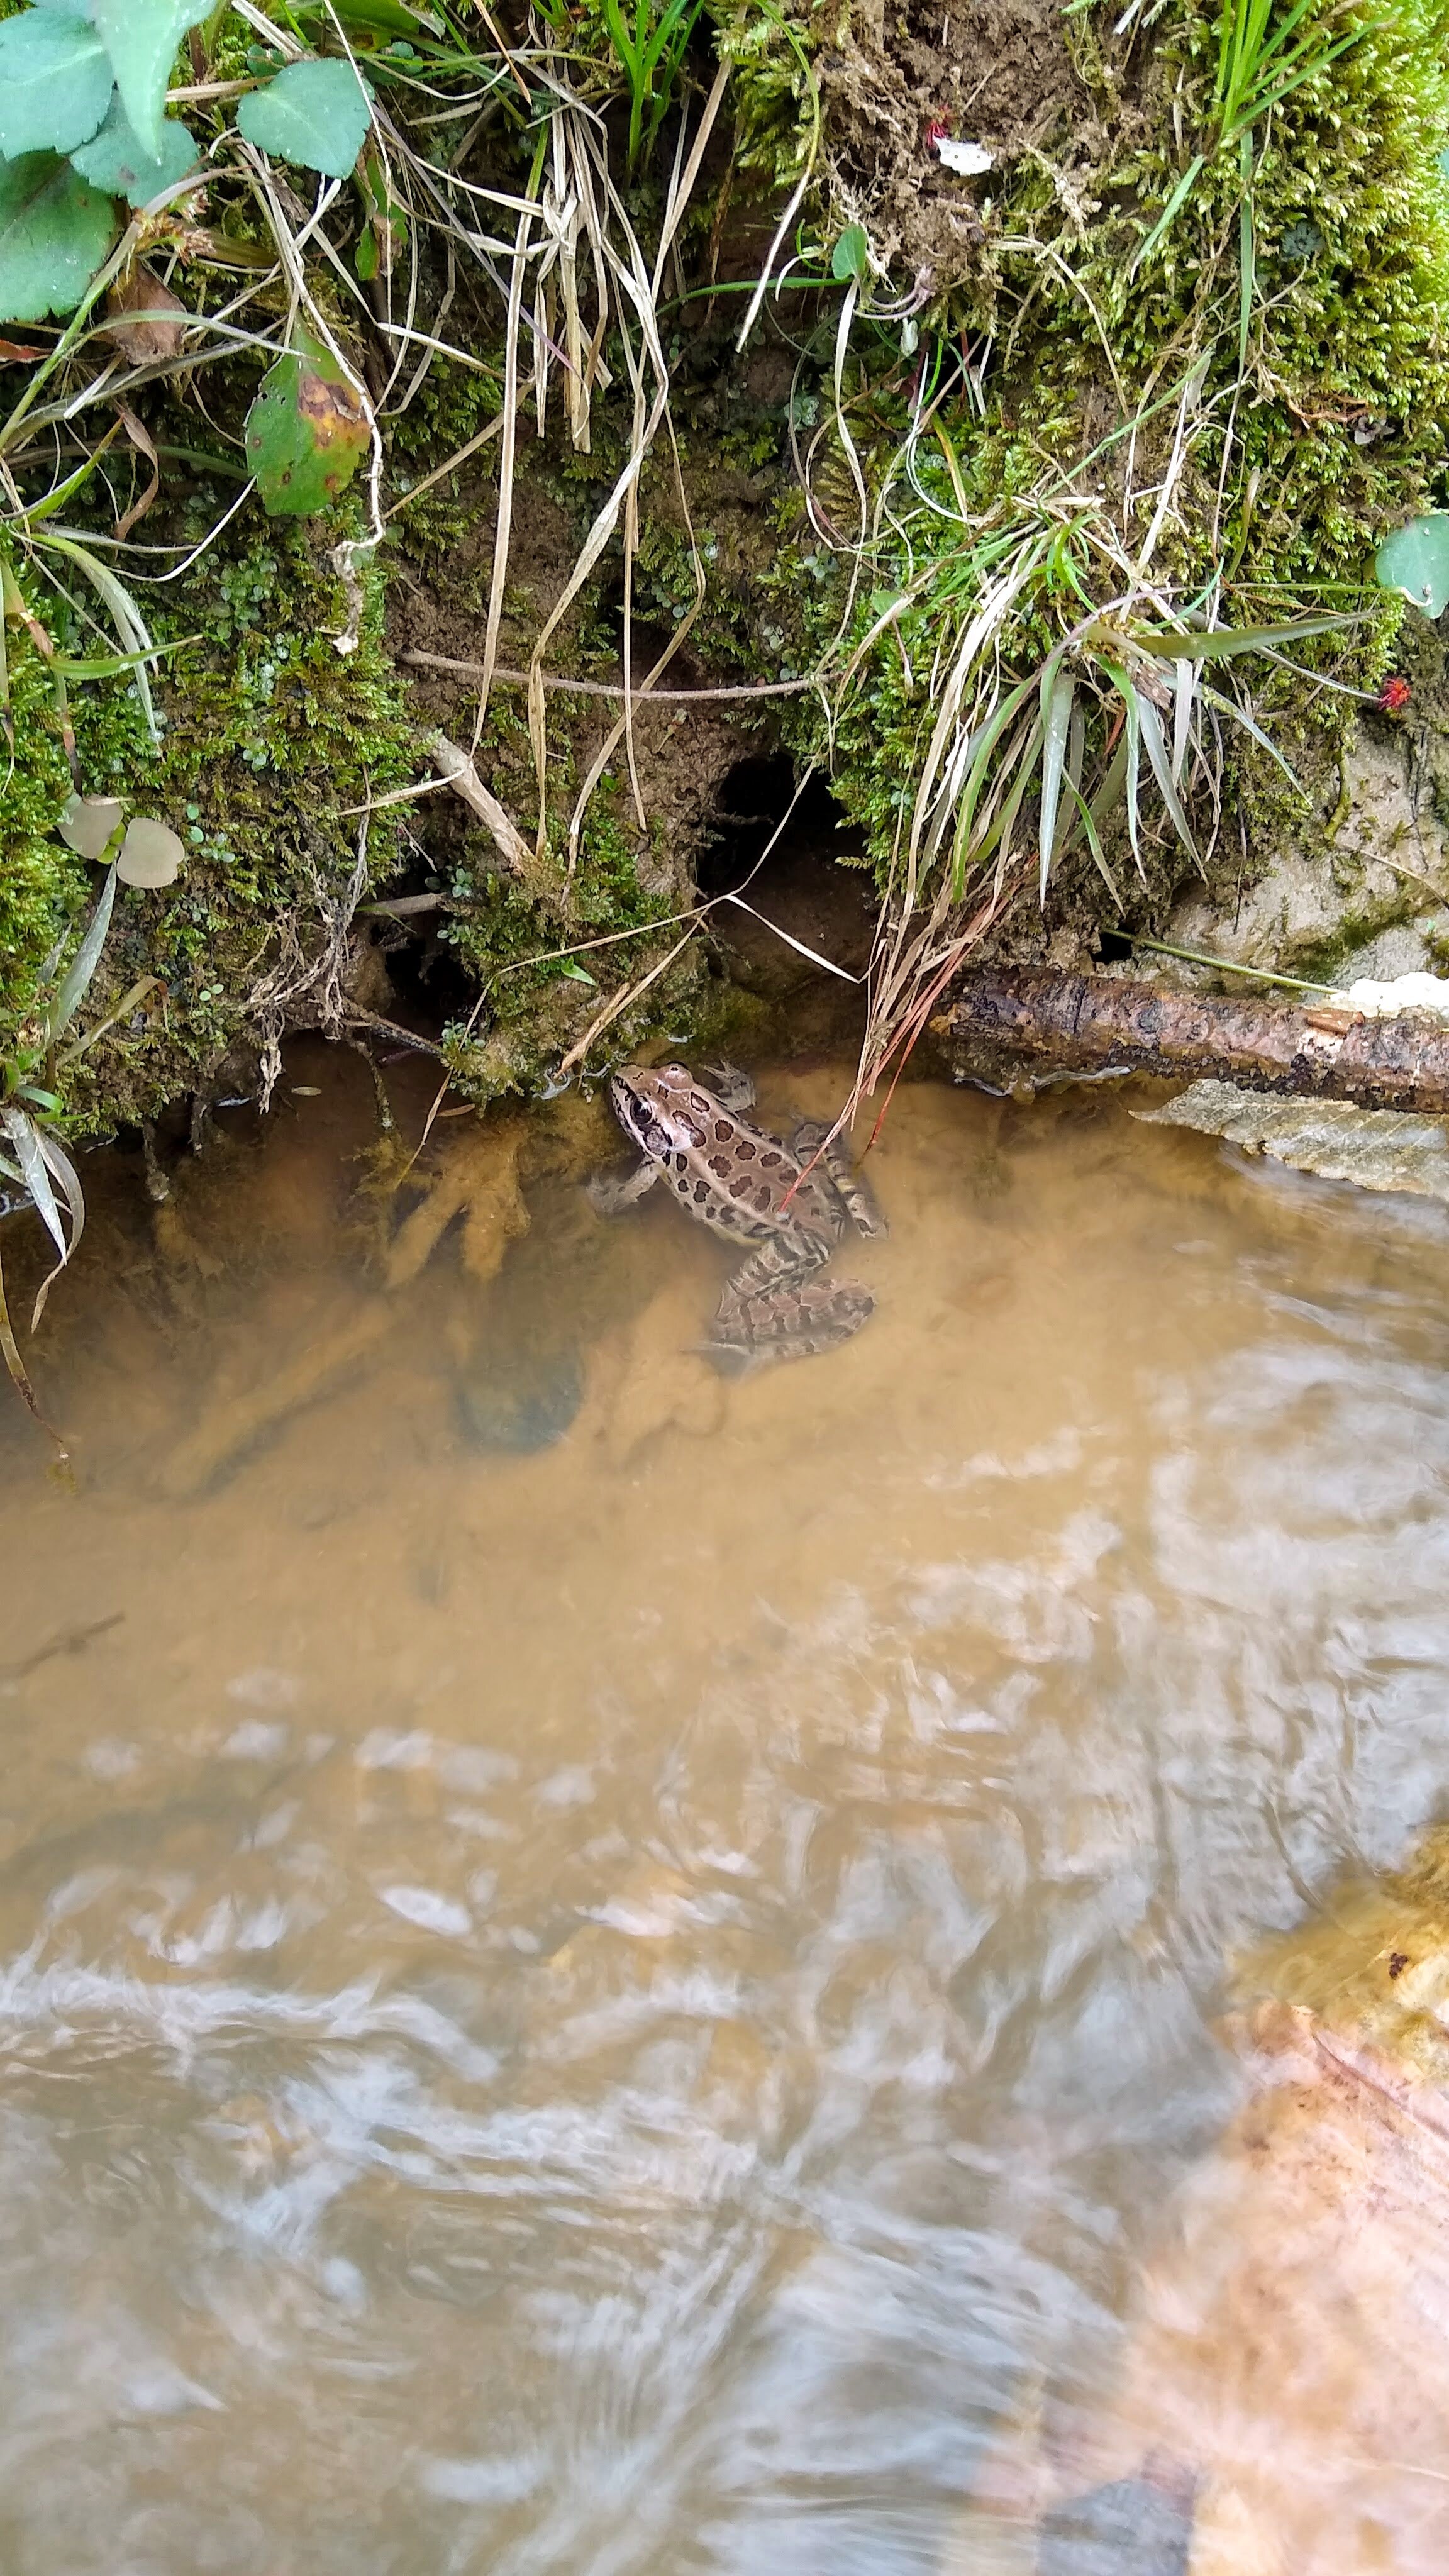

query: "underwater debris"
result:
(1136, 1080), (1449, 1203)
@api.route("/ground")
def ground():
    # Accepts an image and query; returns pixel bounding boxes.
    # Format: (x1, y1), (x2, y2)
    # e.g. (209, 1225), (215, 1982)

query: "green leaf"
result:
(48, 858), (116, 1038)
(36, 527), (159, 738)
(71, 94), (198, 204)
(1137, 692), (1198, 862)
(91, 0), (208, 160)
(236, 57), (375, 180)
(830, 222), (869, 284)
(1375, 514), (1449, 619)
(0, 7), (111, 159)
(243, 344), (370, 516)
(0, 152), (116, 320)
(1136, 614), (1360, 659)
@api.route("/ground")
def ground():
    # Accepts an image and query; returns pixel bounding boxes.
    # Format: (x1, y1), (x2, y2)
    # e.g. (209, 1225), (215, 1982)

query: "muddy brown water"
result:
(3, 1050), (1449, 2573)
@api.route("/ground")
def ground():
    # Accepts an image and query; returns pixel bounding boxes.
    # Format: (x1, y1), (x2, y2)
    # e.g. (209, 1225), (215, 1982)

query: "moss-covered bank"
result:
(6, 0), (1449, 1140)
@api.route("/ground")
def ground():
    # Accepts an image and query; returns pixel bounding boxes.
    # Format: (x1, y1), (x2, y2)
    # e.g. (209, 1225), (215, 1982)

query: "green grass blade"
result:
(1100, 665), (1146, 882)
(1063, 774), (1123, 910)
(1138, 693), (1199, 862)
(1130, 154), (1206, 275)
(1170, 658), (1194, 784)
(48, 860), (117, 1040)
(0, 1107), (66, 1274)
(1201, 681), (1303, 787)
(1237, 131), (1254, 370)
(29, 1129), (84, 1327)
(1136, 614), (1359, 659)
(955, 677), (1035, 848)
(33, 533), (160, 744)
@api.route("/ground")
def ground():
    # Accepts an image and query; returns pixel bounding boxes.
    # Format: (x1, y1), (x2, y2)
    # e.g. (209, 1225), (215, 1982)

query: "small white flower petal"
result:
(936, 137), (994, 175)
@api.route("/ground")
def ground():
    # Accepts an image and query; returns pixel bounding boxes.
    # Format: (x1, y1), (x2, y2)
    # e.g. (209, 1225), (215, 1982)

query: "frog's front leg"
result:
(700, 1060), (757, 1118)
(587, 1157), (661, 1217)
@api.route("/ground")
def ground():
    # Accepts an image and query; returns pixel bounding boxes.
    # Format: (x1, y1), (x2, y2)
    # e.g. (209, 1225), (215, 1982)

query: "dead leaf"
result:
(113, 401), (160, 541)
(101, 268), (187, 365)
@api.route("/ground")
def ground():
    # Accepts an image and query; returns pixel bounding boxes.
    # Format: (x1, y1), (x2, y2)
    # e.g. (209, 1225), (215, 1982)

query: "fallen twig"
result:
(940, 968), (1449, 1111)
(405, 648), (815, 702)
(429, 730), (534, 874)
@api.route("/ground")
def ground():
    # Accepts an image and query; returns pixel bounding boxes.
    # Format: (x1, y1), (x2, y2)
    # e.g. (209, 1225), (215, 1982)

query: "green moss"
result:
(1, 496), (418, 1131)
(1278, 886), (1422, 985)
(0, 648), (89, 1048)
(710, 0), (1449, 955)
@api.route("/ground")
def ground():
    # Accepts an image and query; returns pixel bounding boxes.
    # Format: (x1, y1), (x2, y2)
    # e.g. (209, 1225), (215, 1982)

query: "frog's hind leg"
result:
(709, 1232), (872, 1372)
(791, 1118), (888, 1240)
(709, 1277), (875, 1372)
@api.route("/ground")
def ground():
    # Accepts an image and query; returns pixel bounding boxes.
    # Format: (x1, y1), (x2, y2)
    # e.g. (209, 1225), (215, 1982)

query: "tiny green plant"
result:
(586, 0), (706, 171)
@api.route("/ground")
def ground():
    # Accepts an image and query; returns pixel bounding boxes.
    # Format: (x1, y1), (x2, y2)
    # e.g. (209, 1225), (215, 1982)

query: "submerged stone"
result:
(454, 1350), (581, 1453)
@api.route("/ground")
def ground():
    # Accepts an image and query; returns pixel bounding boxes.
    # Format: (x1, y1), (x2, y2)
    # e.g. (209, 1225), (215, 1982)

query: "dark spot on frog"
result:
(714, 1123), (733, 1144)
(1389, 1951), (1411, 1979)
(694, 1181), (711, 1204)
(736, 1140), (757, 1161)
(708, 1155), (733, 1179)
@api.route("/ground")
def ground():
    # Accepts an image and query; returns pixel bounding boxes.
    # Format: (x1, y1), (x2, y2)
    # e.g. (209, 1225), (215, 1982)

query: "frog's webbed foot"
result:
(791, 1118), (889, 1240)
(587, 1157), (660, 1217)
(700, 1060), (757, 1118)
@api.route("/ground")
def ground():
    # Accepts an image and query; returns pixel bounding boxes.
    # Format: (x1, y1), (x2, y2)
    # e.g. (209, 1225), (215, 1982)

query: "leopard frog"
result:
(589, 1062), (886, 1368)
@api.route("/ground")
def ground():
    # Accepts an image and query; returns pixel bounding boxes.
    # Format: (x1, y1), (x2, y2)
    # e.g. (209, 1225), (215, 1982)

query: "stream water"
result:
(3, 1050), (1449, 2573)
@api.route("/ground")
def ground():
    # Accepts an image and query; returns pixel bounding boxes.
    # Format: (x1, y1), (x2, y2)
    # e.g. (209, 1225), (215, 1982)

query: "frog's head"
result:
(609, 1063), (707, 1160)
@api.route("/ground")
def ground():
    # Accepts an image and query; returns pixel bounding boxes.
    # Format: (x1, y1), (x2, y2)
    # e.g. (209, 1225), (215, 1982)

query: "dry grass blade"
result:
(0, 1228), (70, 1467)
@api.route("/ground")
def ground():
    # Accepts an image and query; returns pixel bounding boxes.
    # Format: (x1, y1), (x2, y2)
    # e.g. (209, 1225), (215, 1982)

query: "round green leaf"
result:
(1375, 514), (1449, 619)
(243, 346), (370, 516)
(0, 152), (116, 320)
(236, 57), (375, 180)
(71, 95), (198, 204)
(830, 222), (870, 284)
(0, 7), (111, 160)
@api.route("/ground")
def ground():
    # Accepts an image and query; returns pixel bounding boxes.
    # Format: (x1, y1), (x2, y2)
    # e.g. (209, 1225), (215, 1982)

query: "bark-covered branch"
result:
(940, 972), (1449, 1113)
